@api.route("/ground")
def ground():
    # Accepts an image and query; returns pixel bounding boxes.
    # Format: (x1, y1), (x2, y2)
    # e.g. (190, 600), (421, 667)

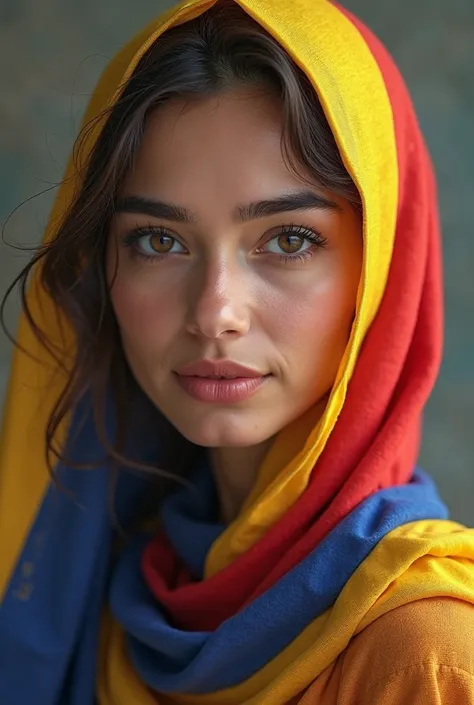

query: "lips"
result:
(175, 359), (264, 379)
(174, 359), (268, 403)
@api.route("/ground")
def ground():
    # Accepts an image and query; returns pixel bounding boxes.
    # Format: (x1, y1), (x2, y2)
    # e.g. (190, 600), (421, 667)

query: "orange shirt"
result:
(295, 598), (474, 704)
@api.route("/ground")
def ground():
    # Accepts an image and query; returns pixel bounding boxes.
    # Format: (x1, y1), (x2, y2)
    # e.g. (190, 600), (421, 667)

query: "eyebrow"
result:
(114, 196), (192, 222)
(114, 190), (340, 224)
(236, 191), (340, 220)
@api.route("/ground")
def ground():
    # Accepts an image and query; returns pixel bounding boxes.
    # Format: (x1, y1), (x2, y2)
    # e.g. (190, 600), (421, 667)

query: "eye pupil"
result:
(278, 233), (303, 254)
(150, 234), (174, 253)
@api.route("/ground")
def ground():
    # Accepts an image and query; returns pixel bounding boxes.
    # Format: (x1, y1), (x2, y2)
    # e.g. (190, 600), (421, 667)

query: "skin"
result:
(107, 88), (362, 522)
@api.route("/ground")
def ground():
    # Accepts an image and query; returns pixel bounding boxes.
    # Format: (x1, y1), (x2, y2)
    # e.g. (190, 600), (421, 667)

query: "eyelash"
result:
(122, 225), (182, 261)
(122, 223), (327, 264)
(261, 224), (328, 263)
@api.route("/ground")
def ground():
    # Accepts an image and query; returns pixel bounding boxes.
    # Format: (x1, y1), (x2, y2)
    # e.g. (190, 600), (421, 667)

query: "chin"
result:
(172, 412), (273, 449)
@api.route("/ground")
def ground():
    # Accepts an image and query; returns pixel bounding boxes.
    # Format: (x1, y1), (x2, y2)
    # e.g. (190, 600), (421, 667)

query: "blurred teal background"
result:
(0, 0), (472, 521)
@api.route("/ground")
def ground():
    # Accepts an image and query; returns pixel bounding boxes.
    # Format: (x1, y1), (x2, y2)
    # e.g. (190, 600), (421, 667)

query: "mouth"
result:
(174, 359), (270, 403)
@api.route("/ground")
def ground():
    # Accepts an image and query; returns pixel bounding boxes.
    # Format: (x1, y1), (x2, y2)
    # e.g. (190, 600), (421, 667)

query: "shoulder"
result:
(338, 598), (474, 704)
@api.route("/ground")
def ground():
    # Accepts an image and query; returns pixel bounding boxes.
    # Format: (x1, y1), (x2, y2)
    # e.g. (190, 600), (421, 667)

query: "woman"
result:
(0, 0), (473, 703)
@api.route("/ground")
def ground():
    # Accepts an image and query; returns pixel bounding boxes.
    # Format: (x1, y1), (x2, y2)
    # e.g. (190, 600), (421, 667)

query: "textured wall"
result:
(0, 0), (472, 521)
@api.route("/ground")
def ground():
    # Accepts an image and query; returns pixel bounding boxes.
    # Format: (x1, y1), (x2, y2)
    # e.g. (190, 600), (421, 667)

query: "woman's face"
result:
(108, 88), (362, 449)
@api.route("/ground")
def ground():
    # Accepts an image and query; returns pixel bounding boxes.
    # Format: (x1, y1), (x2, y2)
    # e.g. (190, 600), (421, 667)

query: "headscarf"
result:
(1, 1), (473, 704)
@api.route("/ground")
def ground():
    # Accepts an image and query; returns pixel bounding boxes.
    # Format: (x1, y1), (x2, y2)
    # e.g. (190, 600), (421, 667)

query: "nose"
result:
(186, 258), (250, 340)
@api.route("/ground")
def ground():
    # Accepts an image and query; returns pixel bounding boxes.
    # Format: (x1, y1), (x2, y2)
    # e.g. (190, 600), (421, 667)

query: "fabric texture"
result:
(114, 470), (445, 692)
(297, 598), (474, 705)
(1, 1), (474, 704)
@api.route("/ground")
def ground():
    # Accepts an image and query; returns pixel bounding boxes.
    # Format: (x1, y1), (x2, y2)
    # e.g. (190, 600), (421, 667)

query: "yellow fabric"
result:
(97, 609), (159, 705)
(299, 598), (474, 704)
(98, 520), (474, 704)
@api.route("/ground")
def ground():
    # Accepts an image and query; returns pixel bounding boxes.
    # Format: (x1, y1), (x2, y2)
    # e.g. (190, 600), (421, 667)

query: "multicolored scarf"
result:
(1, 1), (474, 704)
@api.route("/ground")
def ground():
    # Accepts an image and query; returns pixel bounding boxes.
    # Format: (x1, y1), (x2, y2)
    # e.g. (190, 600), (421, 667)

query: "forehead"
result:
(121, 89), (315, 213)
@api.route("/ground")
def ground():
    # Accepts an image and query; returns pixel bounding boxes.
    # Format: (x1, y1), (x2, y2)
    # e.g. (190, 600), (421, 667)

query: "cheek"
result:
(109, 273), (180, 356)
(266, 265), (358, 370)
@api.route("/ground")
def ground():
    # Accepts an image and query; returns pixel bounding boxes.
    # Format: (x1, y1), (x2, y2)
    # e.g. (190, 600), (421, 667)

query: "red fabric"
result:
(142, 5), (443, 632)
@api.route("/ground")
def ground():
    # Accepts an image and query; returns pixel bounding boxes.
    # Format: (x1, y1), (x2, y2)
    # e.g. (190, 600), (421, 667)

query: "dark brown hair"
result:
(2, 2), (360, 488)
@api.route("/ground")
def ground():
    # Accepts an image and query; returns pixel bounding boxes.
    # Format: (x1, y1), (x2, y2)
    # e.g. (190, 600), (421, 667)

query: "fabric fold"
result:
(114, 471), (448, 693)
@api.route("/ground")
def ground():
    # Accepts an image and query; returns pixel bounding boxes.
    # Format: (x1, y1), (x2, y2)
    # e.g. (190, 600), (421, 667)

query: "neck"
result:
(210, 439), (274, 524)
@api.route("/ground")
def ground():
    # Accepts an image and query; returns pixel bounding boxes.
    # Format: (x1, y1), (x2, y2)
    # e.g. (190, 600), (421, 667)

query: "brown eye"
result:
(262, 232), (310, 255)
(276, 233), (305, 254)
(257, 227), (326, 260)
(149, 233), (175, 253)
(127, 228), (187, 257)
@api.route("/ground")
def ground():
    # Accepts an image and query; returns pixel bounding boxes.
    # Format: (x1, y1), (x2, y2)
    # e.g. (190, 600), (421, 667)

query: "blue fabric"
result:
(0, 396), (157, 705)
(160, 462), (224, 577)
(111, 469), (449, 694)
